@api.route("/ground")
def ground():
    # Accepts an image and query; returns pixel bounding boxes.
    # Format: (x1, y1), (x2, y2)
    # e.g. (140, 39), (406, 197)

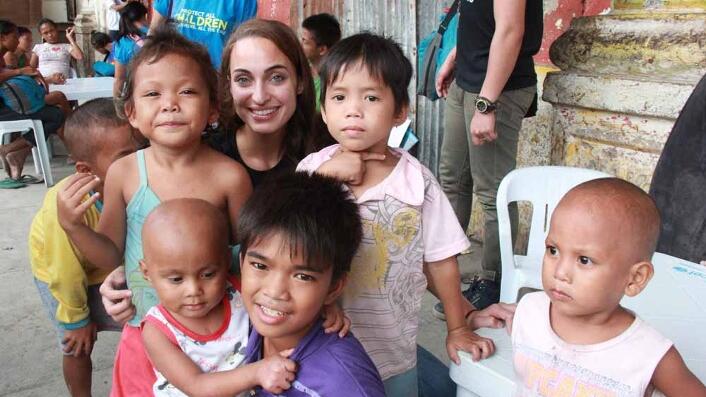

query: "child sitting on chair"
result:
(512, 178), (705, 396)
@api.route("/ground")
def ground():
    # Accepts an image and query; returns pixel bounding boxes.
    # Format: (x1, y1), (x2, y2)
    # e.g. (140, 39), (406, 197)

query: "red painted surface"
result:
(584, 0), (612, 15)
(257, 0), (291, 24)
(536, 0), (612, 66)
(255, 0), (615, 67)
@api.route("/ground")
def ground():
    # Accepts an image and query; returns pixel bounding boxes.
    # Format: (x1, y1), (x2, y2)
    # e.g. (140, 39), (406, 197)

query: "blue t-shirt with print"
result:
(153, 0), (257, 68)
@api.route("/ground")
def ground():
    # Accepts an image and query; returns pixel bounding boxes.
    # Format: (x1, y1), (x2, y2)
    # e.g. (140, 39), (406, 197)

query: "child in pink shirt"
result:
(512, 178), (705, 396)
(297, 32), (496, 397)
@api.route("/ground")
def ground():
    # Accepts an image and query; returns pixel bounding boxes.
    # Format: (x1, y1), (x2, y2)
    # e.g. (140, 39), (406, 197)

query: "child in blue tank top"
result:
(57, 27), (253, 396)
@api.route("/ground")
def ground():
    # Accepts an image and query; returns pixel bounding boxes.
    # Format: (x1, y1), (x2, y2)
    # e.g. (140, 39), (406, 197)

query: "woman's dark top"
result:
(206, 129), (296, 188)
(650, 73), (706, 263)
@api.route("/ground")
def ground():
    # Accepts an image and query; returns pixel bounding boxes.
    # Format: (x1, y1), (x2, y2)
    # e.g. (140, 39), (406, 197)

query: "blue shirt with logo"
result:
(153, 0), (257, 68)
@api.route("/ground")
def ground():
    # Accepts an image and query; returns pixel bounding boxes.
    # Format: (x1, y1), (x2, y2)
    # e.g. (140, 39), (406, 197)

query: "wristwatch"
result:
(475, 96), (497, 114)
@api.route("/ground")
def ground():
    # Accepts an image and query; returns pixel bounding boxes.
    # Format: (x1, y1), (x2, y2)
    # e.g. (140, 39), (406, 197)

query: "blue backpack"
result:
(417, 0), (459, 101)
(0, 75), (46, 115)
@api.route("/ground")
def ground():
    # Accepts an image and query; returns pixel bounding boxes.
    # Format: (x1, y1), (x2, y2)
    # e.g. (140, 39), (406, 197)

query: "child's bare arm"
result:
(142, 322), (297, 396)
(58, 162), (128, 269)
(652, 346), (706, 397)
(316, 150), (385, 185)
(425, 257), (495, 363)
(57, 173), (122, 268)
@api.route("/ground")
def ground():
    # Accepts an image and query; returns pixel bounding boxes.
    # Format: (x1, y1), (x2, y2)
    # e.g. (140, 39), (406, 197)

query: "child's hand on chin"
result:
(446, 326), (495, 365)
(256, 349), (297, 394)
(317, 149), (385, 185)
(322, 303), (351, 337)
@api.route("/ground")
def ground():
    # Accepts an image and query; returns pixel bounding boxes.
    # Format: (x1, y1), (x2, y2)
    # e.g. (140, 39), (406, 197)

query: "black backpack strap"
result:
(167, 0), (173, 20)
(437, 0), (460, 35)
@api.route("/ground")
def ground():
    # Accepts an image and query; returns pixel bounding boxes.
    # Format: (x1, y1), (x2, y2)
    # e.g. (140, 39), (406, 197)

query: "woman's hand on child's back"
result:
(62, 321), (97, 357)
(322, 303), (351, 337)
(255, 349), (298, 394)
(317, 150), (386, 185)
(100, 266), (135, 325)
(446, 326), (495, 365)
(57, 173), (101, 233)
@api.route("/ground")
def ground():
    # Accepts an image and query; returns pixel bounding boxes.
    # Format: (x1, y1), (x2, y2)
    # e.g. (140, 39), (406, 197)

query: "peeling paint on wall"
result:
(257, 0), (292, 23)
(537, 0), (612, 65)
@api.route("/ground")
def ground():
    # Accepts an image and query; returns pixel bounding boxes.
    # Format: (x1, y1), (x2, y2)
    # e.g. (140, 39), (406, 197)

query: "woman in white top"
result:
(30, 18), (84, 84)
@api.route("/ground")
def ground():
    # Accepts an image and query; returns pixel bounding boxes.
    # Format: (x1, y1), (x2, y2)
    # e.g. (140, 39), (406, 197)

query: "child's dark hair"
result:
(118, 1), (148, 40)
(90, 31), (111, 49)
(17, 26), (31, 37)
(219, 19), (316, 162)
(302, 13), (341, 49)
(319, 32), (412, 115)
(238, 172), (362, 282)
(64, 98), (131, 162)
(116, 26), (218, 120)
(37, 18), (57, 31)
(0, 20), (17, 36)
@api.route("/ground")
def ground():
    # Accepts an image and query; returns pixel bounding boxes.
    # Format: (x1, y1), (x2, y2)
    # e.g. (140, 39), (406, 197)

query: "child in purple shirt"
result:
(238, 172), (385, 397)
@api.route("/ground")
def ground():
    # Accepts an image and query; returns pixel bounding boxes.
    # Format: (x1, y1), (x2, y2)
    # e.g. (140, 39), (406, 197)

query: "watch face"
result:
(476, 100), (488, 113)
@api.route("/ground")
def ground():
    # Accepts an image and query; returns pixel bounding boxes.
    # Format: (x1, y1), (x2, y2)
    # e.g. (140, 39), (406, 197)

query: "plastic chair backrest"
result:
(624, 252), (706, 380)
(496, 166), (611, 303)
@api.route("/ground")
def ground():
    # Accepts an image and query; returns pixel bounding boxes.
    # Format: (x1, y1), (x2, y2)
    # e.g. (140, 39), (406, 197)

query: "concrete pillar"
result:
(540, 1), (706, 190)
(72, 0), (97, 77)
(613, 0), (706, 12)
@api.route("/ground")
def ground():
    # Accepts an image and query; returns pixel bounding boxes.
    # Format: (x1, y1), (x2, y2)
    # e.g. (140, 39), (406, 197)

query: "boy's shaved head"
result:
(142, 199), (229, 261)
(557, 178), (661, 262)
(63, 98), (132, 162)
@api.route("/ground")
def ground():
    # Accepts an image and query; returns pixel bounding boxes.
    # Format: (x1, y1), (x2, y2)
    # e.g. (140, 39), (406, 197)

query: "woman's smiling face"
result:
(229, 37), (300, 136)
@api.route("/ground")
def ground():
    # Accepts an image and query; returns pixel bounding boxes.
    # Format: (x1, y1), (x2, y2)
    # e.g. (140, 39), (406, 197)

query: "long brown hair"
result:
(220, 19), (316, 162)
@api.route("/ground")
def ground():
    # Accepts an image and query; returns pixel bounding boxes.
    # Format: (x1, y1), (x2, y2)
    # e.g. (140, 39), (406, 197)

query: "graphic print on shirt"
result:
(346, 196), (425, 323)
(173, 8), (229, 34)
(514, 344), (633, 397)
(148, 284), (250, 397)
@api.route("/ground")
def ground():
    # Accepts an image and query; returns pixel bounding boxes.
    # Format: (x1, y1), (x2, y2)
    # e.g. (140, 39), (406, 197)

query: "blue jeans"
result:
(418, 345), (456, 397)
(383, 346), (456, 396)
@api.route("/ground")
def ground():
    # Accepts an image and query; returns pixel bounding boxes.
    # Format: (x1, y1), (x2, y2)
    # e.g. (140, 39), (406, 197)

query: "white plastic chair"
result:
(0, 119), (54, 187)
(451, 165), (610, 396)
(451, 166), (706, 396)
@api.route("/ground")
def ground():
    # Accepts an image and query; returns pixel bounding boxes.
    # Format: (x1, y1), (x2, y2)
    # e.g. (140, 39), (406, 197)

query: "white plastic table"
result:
(49, 77), (114, 101)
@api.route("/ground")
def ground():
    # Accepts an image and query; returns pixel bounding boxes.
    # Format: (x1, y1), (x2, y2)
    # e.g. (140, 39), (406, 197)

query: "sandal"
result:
(17, 174), (43, 184)
(0, 177), (27, 189)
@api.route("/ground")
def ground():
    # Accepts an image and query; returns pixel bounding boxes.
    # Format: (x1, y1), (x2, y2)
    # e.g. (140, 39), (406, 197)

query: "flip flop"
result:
(0, 177), (27, 189)
(17, 174), (43, 184)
